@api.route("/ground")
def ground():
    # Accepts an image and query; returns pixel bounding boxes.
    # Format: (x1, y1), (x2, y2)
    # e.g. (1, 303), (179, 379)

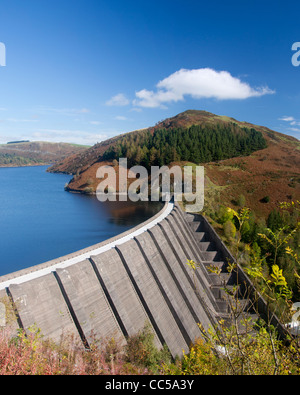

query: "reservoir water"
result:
(0, 165), (162, 276)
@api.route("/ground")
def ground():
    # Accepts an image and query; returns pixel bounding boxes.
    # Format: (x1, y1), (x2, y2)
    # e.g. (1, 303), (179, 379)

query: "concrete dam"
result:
(0, 201), (285, 358)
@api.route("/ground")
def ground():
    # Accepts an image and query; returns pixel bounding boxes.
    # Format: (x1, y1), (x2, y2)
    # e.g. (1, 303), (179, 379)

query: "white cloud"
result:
(106, 93), (130, 106)
(5, 118), (39, 123)
(33, 129), (107, 145)
(89, 121), (102, 125)
(115, 115), (128, 121)
(279, 116), (295, 122)
(34, 107), (90, 116)
(130, 107), (143, 113)
(279, 115), (300, 127)
(278, 115), (300, 135)
(133, 68), (275, 108)
(288, 127), (300, 133)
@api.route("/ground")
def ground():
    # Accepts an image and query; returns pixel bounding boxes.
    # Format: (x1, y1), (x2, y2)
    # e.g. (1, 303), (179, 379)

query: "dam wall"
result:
(0, 201), (288, 358)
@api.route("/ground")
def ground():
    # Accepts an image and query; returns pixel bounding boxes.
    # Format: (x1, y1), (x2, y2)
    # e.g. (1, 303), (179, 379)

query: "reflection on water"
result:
(97, 199), (163, 226)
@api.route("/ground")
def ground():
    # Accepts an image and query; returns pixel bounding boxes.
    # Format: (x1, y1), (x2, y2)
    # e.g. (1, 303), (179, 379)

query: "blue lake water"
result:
(0, 165), (162, 276)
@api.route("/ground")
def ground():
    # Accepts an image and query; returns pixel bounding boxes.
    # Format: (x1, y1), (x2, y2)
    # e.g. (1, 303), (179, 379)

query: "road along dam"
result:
(0, 201), (287, 358)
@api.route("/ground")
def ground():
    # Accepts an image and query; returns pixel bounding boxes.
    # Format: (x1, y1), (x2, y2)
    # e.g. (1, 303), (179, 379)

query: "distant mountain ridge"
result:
(48, 110), (300, 216)
(0, 141), (88, 167)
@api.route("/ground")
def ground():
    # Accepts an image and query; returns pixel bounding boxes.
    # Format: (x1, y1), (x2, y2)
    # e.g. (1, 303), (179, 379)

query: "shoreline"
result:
(0, 163), (53, 169)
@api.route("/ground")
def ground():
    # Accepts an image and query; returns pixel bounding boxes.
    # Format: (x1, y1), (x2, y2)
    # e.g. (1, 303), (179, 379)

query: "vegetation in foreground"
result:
(0, 311), (299, 375)
(0, 323), (171, 375)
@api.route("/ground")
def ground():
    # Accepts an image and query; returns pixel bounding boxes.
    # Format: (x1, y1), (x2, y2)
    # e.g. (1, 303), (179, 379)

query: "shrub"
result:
(237, 194), (246, 207)
(223, 219), (237, 240)
(217, 205), (234, 224)
(261, 195), (270, 203)
(162, 338), (222, 375)
(124, 322), (171, 373)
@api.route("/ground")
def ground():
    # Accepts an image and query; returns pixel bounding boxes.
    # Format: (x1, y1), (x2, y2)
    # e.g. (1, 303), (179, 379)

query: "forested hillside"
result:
(102, 124), (267, 167)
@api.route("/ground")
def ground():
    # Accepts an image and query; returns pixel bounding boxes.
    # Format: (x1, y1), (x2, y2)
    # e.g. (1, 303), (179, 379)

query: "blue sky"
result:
(0, 0), (299, 145)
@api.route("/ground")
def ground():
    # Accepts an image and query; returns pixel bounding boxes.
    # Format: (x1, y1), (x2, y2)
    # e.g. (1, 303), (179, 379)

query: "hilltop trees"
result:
(102, 123), (267, 167)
